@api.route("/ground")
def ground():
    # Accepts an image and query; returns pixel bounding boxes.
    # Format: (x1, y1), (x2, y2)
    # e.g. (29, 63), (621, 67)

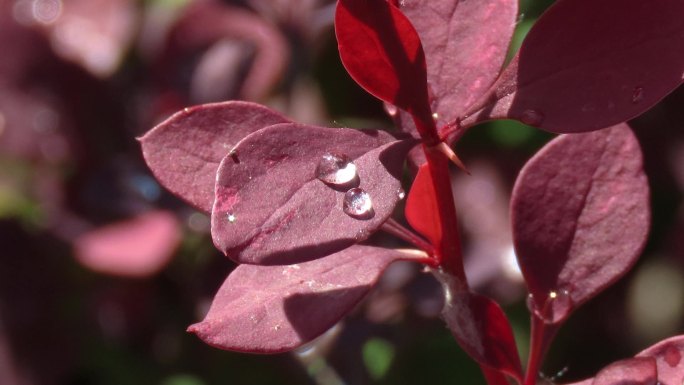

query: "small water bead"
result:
(384, 104), (399, 117)
(397, 188), (406, 200)
(227, 213), (237, 223)
(343, 188), (373, 219)
(519, 109), (545, 126)
(316, 153), (358, 185)
(527, 289), (574, 324)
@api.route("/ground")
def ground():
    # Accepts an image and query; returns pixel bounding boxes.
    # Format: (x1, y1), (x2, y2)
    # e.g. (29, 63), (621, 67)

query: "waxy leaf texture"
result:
(389, 0), (517, 138)
(335, 0), (433, 131)
(211, 123), (414, 265)
(592, 358), (658, 385)
(512, 124), (650, 321)
(440, 288), (523, 382)
(188, 245), (409, 353)
(140, 101), (289, 213)
(464, 0), (684, 133)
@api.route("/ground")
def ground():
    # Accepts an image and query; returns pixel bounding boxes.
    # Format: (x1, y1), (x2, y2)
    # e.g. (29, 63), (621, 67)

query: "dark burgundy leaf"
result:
(73, 211), (182, 277)
(389, 0), (517, 138)
(463, 0), (684, 133)
(440, 287), (523, 381)
(163, 0), (289, 101)
(140, 101), (289, 213)
(335, 0), (433, 132)
(211, 123), (414, 265)
(512, 124), (650, 323)
(405, 163), (441, 247)
(637, 335), (684, 385)
(592, 357), (658, 385)
(188, 245), (413, 353)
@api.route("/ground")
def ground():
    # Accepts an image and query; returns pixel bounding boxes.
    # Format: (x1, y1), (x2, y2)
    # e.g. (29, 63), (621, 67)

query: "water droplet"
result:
(519, 109), (545, 126)
(316, 153), (357, 185)
(227, 213), (237, 223)
(632, 86), (644, 103)
(397, 188), (406, 200)
(385, 104), (398, 117)
(343, 188), (373, 219)
(527, 289), (574, 324)
(432, 112), (439, 120)
(183, 107), (190, 113)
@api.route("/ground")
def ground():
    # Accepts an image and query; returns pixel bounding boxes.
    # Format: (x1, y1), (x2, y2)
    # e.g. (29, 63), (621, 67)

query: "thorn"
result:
(434, 142), (470, 175)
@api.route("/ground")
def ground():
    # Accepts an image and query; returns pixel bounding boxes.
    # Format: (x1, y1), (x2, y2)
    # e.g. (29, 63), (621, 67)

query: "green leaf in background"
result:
(363, 338), (396, 380)
(161, 374), (206, 385)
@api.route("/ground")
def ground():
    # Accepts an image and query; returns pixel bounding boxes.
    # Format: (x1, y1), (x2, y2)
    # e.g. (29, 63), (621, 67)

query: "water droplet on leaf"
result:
(316, 153), (358, 185)
(343, 188), (373, 219)
(527, 289), (574, 324)
(519, 109), (545, 126)
(385, 104), (398, 117)
(227, 213), (236, 223)
(397, 188), (406, 200)
(632, 86), (644, 103)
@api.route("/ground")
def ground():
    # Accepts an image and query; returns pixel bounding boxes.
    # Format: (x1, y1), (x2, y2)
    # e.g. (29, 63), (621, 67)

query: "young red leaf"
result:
(188, 245), (411, 353)
(405, 163), (441, 247)
(463, 0), (684, 133)
(335, 0), (433, 132)
(440, 287), (523, 382)
(636, 335), (684, 384)
(73, 210), (181, 278)
(389, 0), (518, 137)
(211, 123), (415, 265)
(512, 124), (650, 322)
(140, 101), (289, 213)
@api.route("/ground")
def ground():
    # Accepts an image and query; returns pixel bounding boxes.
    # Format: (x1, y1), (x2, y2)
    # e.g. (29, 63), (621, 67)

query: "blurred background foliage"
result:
(1, 0), (682, 384)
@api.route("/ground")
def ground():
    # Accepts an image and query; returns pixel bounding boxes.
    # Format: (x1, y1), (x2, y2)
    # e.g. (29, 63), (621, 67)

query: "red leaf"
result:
(512, 124), (650, 323)
(464, 0), (684, 133)
(211, 123), (414, 265)
(188, 245), (408, 353)
(636, 335), (684, 384)
(140, 101), (289, 213)
(388, 0), (518, 138)
(73, 211), (182, 278)
(440, 288), (523, 381)
(335, 0), (433, 129)
(405, 163), (441, 246)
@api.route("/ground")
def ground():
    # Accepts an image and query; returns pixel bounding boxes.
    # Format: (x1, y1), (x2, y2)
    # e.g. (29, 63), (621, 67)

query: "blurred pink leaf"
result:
(140, 101), (289, 213)
(592, 357), (658, 385)
(164, 0), (288, 101)
(40, 0), (137, 77)
(211, 123), (414, 265)
(512, 124), (650, 323)
(73, 210), (181, 277)
(188, 245), (408, 353)
(464, 0), (684, 133)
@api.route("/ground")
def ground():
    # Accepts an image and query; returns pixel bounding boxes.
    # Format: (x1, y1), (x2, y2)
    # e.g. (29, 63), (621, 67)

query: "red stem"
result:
(523, 317), (560, 385)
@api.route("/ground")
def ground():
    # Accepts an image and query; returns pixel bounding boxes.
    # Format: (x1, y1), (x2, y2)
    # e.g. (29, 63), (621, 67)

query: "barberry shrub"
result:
(141, 0), (684, 384)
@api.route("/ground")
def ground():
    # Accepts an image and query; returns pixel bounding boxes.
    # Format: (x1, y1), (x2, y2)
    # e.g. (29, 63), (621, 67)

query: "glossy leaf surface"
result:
(512, 124), (650, 321)
(464, 0), (684, 133)
(188, 245), (407, 353)
(140, 101), (289, 213)
(637, 335), (684, 384)
(211, 123), (414, 265)
(389, 0), (517, 137)
(441, 288), (523, 381)
(335, 0), (432, 128)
